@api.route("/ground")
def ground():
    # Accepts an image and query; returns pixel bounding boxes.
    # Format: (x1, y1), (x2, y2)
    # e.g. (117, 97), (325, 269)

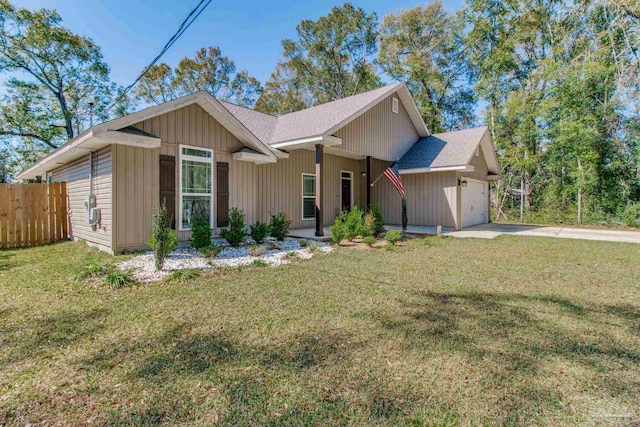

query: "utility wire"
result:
(106, 0), (213, 112)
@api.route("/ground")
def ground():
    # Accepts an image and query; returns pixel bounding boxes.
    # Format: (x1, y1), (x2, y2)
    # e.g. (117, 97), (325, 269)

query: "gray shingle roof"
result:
(221, 83), (405, 145)
(398, 126), (489, 170)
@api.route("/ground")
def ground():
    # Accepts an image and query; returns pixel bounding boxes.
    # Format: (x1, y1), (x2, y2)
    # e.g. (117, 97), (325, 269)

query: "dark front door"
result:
(159, 155), (176, 229)
(341, 173), (352, 211)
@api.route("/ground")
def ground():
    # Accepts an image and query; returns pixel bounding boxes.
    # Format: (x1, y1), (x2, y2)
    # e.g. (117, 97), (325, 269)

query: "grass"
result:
(1, 237), (639, 425)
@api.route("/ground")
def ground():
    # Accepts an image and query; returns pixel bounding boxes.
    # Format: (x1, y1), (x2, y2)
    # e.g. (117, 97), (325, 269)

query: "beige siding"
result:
(50, 147), (113, 251)
(256, 150), (363, 229)
(335, 95), (419, 161)
(461, 145), (490, 182)
(112, 103), (257, 251)
(370, 159), (458, 228)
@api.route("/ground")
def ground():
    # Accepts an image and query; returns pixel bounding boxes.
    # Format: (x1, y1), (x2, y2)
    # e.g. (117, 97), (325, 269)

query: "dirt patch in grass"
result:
(1, 237), (639, 425)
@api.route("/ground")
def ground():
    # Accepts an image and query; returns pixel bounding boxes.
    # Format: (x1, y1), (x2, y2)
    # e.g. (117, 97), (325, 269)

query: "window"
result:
(392, 97), (399, 114)
(179, 146), (213, 230)
(302, 174), (316, 220)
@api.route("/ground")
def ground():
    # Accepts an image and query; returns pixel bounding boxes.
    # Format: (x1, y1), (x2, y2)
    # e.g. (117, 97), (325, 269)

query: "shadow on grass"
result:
(370, 289), (640, 421)
(0, 250), (16, 271)
(0, 307), (109, 368)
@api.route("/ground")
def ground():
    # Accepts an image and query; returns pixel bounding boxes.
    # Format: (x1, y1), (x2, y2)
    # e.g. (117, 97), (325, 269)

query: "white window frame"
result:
(302, 173), (316, 221)
(340, 170), (354, 211)
(178, 144), (214, 231)
(392, 97), (399, 114)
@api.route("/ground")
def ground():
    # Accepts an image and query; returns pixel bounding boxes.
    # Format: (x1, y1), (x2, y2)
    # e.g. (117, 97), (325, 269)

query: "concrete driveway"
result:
(445, 223), (640, 244)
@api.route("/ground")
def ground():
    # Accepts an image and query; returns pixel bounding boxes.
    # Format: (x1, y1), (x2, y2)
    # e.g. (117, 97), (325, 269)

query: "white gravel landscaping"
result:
(116, 237), (332, 282)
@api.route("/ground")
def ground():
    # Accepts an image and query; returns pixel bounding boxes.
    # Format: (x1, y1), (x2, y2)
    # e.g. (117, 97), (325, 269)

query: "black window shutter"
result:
(217, 162), (229, 227)
(159, 155), (176, 229)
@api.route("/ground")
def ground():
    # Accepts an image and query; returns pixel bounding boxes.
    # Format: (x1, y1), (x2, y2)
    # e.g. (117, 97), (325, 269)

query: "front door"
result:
(341, 171), (352, 211)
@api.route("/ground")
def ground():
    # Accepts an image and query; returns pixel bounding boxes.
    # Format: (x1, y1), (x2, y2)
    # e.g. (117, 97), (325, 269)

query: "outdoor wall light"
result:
(460, 179), (468, 188)
(361, 172), (367, 178)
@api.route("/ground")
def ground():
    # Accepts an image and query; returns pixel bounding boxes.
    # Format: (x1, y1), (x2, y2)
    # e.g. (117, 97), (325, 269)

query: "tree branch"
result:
(0, 130), (57, 149)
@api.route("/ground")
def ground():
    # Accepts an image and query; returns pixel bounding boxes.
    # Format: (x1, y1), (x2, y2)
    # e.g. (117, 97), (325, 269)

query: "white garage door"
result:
(461, 180), (488, 227)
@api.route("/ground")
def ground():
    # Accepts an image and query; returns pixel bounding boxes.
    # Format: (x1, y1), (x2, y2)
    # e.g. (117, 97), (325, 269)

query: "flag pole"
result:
(370, 171), (386, 187)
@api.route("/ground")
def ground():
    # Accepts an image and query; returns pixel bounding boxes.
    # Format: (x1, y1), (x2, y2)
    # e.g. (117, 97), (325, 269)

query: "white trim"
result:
(178, 144), (214, 231)
(301, 173), (317, 221)
(232, 150), (277, 164)
(392, 97), (399, 114)
(340, 170), (354, 211)
(95, 130), (162, 148)
(271, 135), (342, 150)
(399, 165), (475, 174)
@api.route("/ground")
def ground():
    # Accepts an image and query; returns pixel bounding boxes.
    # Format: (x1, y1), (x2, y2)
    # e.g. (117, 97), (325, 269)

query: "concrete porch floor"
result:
(287, 227), (332, 241)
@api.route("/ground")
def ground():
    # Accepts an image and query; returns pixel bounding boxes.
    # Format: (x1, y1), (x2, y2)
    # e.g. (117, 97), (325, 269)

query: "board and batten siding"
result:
(112, 103), (257, 251)
(461, 144), (489, 182)
(256, 150), (363, 229)
(370, 159), (459, 229)
(334, 94), (419, 162)
(49, 146), (113, 252)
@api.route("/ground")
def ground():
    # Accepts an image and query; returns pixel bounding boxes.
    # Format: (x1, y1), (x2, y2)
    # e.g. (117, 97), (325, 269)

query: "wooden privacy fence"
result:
(0, 182), (68, 249)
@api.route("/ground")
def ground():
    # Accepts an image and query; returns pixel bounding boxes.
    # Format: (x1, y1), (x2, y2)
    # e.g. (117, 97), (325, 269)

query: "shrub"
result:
(220, 208), (247, 247)
(363, 236), (376, 247)
(74, 263), (112, 281)
(190, 207), (212, 250)
(329, 213), (347, 243)
(363, 212), (376, 236)
(308, 243), (318, 253)
(269, 212), (291, 241)
(249, 245), (266, 257)
(267, 241), (281, 250)
(369, 203), (385, 236)
(284, 251), (298, 259)
(299, 239), (309, 247)
(148, 203), (178, 270)
(385, 229), (402, 245)
(250, 221), (270, 243)
(330, 207), (366, 243)
(344, 206), (365, 239)
(104, 269), (135, 288)
(622, 203), (640, 228)
(165, 268), (201, 283)
(199, 244), (222, 258)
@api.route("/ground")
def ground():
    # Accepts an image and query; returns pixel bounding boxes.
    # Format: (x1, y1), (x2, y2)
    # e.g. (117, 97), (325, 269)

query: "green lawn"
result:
(1, 236), (639, 426)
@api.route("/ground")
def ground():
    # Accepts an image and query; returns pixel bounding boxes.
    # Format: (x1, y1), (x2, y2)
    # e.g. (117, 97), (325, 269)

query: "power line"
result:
(106, 0), (213, 112)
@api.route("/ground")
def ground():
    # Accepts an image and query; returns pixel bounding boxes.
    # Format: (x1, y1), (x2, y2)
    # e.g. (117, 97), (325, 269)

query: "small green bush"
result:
(329, 213), (347, 243)
(249, 245), (267, 257)
(250, 221), (270, 243)
(267, 241), (281, 250)
(198, 244), (222, 258)
(269, 212), (291, 241)
(220, 208), (247, 247)
(165, 268), (201, 283)
(369, 202), (385, 236)
(384, 244), (396, 251)
(308, 243), (318, 253)
(330, 207), (366, 243)
(190, 208), (212, 250)
(251, 259), (267, 267)
(284, 251), (298, 259)
(385, 229), (402, 245)
(363, 236), (376, 247)
(104, 269), (135, 288)
(74, 263), (112, 281)
(299, 239), (309, 247)
(148, 203), (178, 270)
(622, 203), (640, 228)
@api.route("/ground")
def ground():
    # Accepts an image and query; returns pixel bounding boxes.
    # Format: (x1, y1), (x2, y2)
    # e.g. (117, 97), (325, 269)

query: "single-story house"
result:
(17, 83), (500, 254)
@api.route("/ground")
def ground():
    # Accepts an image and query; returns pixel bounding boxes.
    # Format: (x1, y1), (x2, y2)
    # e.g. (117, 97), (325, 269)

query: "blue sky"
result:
(14, 0), (466, 87)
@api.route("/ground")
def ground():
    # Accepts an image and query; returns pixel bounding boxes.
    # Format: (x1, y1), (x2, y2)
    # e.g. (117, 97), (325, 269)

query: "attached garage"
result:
(461, 179), (488, 227)
(396, 126), (500, 230)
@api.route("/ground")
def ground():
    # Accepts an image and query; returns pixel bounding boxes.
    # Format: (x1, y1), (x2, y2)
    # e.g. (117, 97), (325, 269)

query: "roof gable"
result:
(221, 83), (429, 146)
(398, 126), (499, 174)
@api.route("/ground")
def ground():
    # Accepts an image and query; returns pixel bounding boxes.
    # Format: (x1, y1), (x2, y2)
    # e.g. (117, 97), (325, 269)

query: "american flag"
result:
(383, 161), (405, 198)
